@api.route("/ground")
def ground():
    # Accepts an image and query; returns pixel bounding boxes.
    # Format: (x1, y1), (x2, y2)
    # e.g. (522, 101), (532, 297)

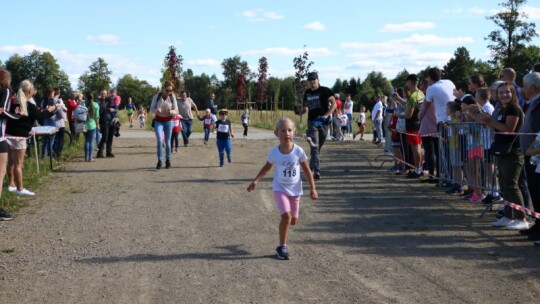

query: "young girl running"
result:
(138, 106), (146, 128)
(171, 113), (182, 153)
(247, 117), (318, 260)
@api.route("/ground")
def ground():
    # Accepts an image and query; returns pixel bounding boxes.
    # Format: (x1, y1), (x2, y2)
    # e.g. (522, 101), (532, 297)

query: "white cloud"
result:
(86, 34), (121, 45)
(523, 6), (540, 19)
(241, 47), (337, 57)
(186, 59), (221, 67)
(468, 7), (487, 15)
(0, 44), (52, 54)
(241, 8), (283, 22)
(379, 22), (436, 33)
(442, 7), (464, 14)
(0, 44), (161, 86)
(303, 21), (326, 31)
(341, 34), (474, 51)
(443, 6), (487, 15)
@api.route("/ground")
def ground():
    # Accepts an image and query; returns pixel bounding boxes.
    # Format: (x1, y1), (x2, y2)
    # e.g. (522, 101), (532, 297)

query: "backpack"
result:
(73, 105), (88, 122)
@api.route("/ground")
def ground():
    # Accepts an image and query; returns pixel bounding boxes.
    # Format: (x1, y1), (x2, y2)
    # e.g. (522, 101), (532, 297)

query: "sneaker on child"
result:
(276, 245), (290, 260)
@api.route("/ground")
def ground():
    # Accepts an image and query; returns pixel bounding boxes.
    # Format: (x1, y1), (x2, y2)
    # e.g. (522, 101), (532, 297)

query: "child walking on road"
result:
(247, 117), (318, 260)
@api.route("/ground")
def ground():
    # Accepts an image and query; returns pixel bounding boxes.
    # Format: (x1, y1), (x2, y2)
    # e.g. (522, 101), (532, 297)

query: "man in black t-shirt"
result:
(297, 72), (336, 180)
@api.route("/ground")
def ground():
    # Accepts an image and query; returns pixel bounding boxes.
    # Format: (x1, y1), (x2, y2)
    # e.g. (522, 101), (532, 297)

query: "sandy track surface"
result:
(1, 124), (539, 303)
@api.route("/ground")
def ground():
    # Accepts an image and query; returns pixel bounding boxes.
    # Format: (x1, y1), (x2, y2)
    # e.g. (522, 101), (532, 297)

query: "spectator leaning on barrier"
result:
(500, 67), (526, 109)
(519, 72), (540, 241)
(420, 68), (456, 181)
(394, 74), (425, 179)
(477, 82), (528, 230)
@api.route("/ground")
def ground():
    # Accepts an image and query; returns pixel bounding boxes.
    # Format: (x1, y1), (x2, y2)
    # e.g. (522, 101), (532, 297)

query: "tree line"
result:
(0, 0), (537, 112)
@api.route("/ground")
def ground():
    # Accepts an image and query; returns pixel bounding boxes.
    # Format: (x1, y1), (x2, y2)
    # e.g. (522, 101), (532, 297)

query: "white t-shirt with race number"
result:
(267, 144), (308, 196)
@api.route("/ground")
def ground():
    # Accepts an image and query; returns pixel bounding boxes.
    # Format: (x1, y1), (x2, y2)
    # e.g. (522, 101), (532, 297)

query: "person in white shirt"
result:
(371, 95), (383, 143)
(353, 105), (366, 140)
(344, 94), (354, 136)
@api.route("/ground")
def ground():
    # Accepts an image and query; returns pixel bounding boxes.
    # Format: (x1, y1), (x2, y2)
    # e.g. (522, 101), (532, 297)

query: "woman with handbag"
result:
(476, 82), (528, 230)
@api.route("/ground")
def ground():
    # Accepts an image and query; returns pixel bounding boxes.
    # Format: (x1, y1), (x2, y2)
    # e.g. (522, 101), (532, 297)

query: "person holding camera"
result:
(295, 72), (336, 180)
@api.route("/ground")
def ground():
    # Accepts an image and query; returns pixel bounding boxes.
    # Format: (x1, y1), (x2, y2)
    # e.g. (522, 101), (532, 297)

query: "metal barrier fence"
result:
(438, 122), (495, 193)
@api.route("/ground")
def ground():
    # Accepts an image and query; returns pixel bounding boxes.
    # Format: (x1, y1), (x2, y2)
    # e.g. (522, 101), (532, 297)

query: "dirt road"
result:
(1, 124), (539, 303)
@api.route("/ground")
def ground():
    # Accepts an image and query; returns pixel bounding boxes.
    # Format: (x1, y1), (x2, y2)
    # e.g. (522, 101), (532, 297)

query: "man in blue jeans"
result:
(296, 72), (336, 180)
(177, 91), (199, 147)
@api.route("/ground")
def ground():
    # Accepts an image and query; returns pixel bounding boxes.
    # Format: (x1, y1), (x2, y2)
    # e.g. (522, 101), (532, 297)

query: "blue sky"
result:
(1, 0), (539, 89)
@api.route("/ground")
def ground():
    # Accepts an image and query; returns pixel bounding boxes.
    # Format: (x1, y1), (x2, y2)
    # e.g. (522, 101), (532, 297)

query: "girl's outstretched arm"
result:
(300, 160), (318, 200)
(247, 161), (273, 192)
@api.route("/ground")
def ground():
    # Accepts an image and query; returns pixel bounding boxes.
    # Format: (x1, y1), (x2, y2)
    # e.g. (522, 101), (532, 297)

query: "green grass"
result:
(0, 131), (83, 213)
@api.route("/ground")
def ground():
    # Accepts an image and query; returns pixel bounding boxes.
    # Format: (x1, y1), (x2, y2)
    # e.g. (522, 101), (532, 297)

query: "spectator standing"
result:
(40, 88), (57, 159)
(420, 68), (456, 180)
(66, 91), (81, 140)
(343, 94), (354, 137)
(353, 105), (366, 140)
(478, 82), (527, 230)
(394, 74), (425, 178)
(371, 95), (383, 144)
(519, 72), (540, 241)
(96, 89), (117, 158)
(0, 68), (15, 220)
(83, 92), (100, 162)
(500, 67), (526, 109)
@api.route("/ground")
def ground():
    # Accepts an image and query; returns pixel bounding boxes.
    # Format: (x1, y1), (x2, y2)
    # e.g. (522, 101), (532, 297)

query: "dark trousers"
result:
(498, 152), (525, 219)
(98, 123), (114, 155)
(171, 132), (179, 150)
(524, 156), (540, 222)
(54, 127), (65, 157)
(307, 121), (328, 174)
(422, 136), (439, 177)
(243, 123), (248, 136)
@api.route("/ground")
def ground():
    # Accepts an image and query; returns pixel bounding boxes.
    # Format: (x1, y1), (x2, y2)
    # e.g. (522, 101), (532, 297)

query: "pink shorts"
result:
(467, 146), (483, 159)
(274, 191), (300, 218)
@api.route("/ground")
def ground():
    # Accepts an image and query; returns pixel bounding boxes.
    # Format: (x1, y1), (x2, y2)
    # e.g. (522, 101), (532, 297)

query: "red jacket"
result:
(66, 99), (81, 122)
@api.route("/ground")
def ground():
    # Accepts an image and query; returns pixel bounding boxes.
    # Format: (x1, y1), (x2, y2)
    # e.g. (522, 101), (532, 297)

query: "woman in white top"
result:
(343, 94), (354, 136)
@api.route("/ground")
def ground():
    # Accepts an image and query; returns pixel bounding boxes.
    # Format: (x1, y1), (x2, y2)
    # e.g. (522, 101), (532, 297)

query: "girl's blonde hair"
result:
(17, 79), (34, 116)
(275, 116), (295, 131)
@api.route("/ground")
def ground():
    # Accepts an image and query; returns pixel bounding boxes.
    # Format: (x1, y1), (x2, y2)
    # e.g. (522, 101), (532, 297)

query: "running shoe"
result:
(446, 186), (463, 195)
(506, 220), (529, 230)
(469, 193), (485, 204)
(492, 217), (512, 227)
(276, 246), (290, 260)
(16, 188), (35, 196)
(0, 208), (13, 221)
(7, 186), (16, 192)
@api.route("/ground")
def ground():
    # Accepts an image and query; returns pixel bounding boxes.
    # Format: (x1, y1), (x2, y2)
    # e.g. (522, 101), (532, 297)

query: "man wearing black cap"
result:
(296, 72), (336, 180)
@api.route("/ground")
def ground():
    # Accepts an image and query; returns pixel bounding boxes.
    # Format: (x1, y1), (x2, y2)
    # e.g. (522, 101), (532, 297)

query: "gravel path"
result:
(1, 124), (539, 303)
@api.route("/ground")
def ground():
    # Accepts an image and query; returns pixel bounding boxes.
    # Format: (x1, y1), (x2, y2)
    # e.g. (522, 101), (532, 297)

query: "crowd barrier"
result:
(383, 122), (537, 218)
